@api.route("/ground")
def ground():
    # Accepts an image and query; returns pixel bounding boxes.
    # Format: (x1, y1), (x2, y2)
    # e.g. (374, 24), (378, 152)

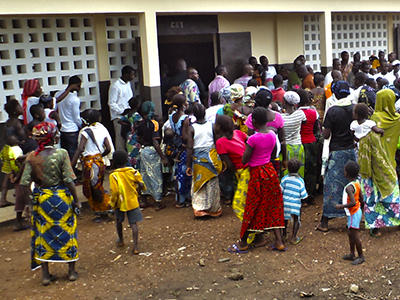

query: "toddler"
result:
(110, 150), (145, 254)
(281, 158), (308, 245)
(39, 94), (61, 129)
(350, 103), (384, 143)
(335, 161), (365, 265)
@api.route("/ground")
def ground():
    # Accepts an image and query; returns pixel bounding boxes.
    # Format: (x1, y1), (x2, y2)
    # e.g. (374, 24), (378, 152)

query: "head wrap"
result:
(22, 79), (40, 125)
(219, 86), (231, 104)
(331, 81), (351, 99)
(141, 101), (155, 120)
(283, 91), (300, 105)
(230, 84), (245, 102)
(243, 86), (258, 106)
(32, 122), (58, 155)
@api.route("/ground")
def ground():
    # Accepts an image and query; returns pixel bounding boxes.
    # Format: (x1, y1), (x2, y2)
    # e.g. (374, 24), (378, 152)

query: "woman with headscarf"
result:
(317, 81), (356, 232)
(233, 86), (256, 134)
(222, 84), (245, 117)
(359, 89), (400, 237)
(22, 79), (43, 125)
(71, 109), (114, 222)
(186, 103), (223, 217)
(20, 122), (80, 285)
(137, 101), (167, 211)
(281, 91), (307, 178)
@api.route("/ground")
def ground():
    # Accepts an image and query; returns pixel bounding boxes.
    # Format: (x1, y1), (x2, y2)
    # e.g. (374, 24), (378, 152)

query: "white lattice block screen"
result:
(393, 14), (400, 29)
(0, 16), (100, 122)
(105, 16), (140, 97)
(303, 15), (321, 71)
(332, 14), (387, 60)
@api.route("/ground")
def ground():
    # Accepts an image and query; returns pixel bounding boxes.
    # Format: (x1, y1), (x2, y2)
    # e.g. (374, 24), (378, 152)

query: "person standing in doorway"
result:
(208, 65), (230, 107)
(55, 76), (83, 161)
(180, 67), (201, 104)
(108, 66), (135, 150)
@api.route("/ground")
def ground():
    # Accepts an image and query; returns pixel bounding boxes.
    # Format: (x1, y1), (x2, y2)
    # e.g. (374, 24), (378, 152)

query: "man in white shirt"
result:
(108, 66), (135, 150)
(374, 60), (396, 85)
(324, 58), (341, 87)
(260, 55), (277, 90)
(55, 76), (83, 160)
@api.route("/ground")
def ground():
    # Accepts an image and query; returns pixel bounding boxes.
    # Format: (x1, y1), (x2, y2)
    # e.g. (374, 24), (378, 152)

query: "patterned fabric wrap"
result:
(282, 144), (305, 178)
(323, 148), (357, 218)
(121, 112), (142, 168)
(240, 163), (284, 238)
(219, 86), (232, 104)
(22, 79), (40, 125)
(230, 84), (245, 101)
(140, 146), (163, 202)
(31, 185), (78, 270)
(192, 177), (222, 217)
(81, 153), (110, 213)
(32, 122), (58, 155)
(362, 178), (400, 229)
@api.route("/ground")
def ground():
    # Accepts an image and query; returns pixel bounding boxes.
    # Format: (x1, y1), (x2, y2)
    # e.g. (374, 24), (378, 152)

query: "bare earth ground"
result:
(1, 191), (400, 300)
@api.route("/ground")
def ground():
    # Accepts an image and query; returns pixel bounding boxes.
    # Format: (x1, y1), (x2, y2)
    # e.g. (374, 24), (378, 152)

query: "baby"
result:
(350, 103), (384, 143)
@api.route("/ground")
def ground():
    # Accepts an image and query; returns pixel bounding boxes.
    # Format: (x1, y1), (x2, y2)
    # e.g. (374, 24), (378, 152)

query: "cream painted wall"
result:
(218, 13), (277, 63)
(275, 14), (304, 64)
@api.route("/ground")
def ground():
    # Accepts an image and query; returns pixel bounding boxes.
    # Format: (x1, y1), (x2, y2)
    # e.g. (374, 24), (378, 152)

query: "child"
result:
(110, 150), (145, 254)
(281, 158), (308, 245)
(0, 135), (27, 231)
(39, 94), (61, 129)
(350, 103), (384, 143)
(335, 161), (365, 265)
(29, 104), (46, 127)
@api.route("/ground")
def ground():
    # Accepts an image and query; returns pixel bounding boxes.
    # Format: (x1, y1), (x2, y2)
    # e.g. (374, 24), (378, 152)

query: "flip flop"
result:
(351, 257), (365, 265)
(267, 245), (288, 252)
(155, 203), (166, 211)
(250, 241), (267, 248)
(370, 230), (382, 238)
(116, 241), (125, 247)
(42, 274), (57, 286)
(291, 236), (303, 245)
(227, 244), (248, 254)
(316, 224), (329, 232)
(132, 250), (139, 255)
(68, 271), (79, 281)
(342, 254), (356, 261)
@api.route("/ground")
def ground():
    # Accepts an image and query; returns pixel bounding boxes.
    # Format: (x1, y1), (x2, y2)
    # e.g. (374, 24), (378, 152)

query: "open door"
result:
(218, 32), (252, 84)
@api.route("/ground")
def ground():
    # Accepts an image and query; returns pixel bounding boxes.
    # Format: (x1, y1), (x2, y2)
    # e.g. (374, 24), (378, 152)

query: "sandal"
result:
(291, 236), (303, 245)
(13, 224), (30, 232)
(42, 274), (57, 286)
(316, 224), (329, 232)
(351, 257), (365, 265)
(68, 271), (79, 281)
(267, 245), (287, 252)
(116, 241), (125, 247)
(342, 253), (356, 261)
(155, 203), (166, 211)
(370, 229), (382, 238)
(132, 249), (139, 255)
(227, 243), (248, 254)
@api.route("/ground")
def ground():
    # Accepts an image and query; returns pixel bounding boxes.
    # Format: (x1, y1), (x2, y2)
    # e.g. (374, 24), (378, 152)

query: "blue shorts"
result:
(115, 207), (143, 224)
(347, 208), (362, 229)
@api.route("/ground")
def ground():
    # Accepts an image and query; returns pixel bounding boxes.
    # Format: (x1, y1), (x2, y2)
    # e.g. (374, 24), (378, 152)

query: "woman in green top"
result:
(21, 122), (81, 286)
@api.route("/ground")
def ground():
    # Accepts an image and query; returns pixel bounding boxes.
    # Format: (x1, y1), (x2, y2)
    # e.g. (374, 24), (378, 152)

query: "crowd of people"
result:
(2, 49), (400, 285)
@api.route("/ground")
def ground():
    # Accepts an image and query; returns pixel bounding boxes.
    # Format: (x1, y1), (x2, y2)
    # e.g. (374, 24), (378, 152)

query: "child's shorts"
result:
(115, 207), (143, 224)
(347, 208), (362, 229)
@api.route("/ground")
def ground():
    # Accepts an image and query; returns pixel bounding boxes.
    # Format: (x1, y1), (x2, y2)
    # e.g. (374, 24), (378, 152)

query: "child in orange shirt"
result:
(335, 161), (365, 265)
(110, 150), (146, 254)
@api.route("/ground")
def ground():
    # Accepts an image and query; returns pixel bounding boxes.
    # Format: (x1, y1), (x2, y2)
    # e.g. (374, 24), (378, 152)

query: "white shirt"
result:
(374, 72), (396, 85)
(55, 90), (82, 132)
(350, 86), (363, 104)
(350, 119), (376, 140)
(324, 71), (333, 87)
(79, 123), (113, 157)
(26, 96), (40, 124)
(205, 104), (224, 124)
(108, 78), (133, 120)
(44, 108), (57, 126)
(265, 66), (277, 90)
(192, 122), (214, 149)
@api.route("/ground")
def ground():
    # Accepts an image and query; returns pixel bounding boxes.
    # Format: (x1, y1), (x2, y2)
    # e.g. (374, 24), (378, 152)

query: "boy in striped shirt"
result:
(281, 158), (308, 245)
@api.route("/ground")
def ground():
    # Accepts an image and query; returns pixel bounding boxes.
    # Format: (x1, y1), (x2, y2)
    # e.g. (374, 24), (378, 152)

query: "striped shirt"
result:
(282, 110), (307, 145)
(281, 174), (308, 219)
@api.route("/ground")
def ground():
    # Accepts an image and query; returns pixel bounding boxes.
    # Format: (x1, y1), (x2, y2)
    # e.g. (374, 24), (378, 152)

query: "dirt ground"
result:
(1, 192), (400, 300)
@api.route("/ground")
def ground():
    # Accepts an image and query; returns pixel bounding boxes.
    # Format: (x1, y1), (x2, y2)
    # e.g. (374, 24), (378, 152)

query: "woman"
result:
(119, 97), (142, 168)
(186, 103), (223, 217)
(20, 122), (81, 285)
(359, 89), (400, 237)
(317, 81), (356, 232)
(281, 91), (307, 178)
(170, 94), (192, 208)
(137, 101), (167, 211)
(298, 89), (318, 204)
(22, 79), (43, 125)
(221, 84), (245, 117)
(71, 109), (113, 222)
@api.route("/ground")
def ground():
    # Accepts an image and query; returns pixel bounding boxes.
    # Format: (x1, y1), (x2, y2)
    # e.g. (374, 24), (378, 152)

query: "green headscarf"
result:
(371, 89), (400, 166)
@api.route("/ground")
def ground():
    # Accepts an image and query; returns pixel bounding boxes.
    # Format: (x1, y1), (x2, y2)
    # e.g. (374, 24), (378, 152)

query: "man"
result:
(391, 60), (400, 80)
(260, 55), (277, 90)
(288, 55), (305, 91)
(248, 56), (257, 69)
(361, 61), (373, 78)
(208, 65), (230, 107)
(389, 52), (397, 64)
(374, 60), (396, 85)
(234, 64), (254, 89)
(108, 65), (135, 151)
(324, 58), (341, 87)
(347, 61), (362, 88)
(324, 70), (343, 99)
(55, 76), (83, 160)
(298, 64), (315, 90)
(180, 67), (200, 103)
(340, 51), (353, 81)
(351, 72), (367, 104)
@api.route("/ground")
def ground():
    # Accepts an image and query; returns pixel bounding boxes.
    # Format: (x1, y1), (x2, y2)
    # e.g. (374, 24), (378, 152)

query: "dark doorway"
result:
(158, 34), (216, 88)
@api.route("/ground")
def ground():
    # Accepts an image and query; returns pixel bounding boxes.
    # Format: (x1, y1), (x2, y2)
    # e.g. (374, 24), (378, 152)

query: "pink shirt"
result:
(245, 111), (285, 131)
(247, 131), (276, 167)
(208, 75), (230, 106)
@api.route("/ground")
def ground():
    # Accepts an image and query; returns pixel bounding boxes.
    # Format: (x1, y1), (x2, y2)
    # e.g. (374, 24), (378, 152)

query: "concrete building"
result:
(1, 1), (400, 123)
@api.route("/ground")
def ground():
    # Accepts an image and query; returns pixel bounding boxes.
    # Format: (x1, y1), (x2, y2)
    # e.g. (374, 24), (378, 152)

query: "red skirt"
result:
(240, 162), (284, 239)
